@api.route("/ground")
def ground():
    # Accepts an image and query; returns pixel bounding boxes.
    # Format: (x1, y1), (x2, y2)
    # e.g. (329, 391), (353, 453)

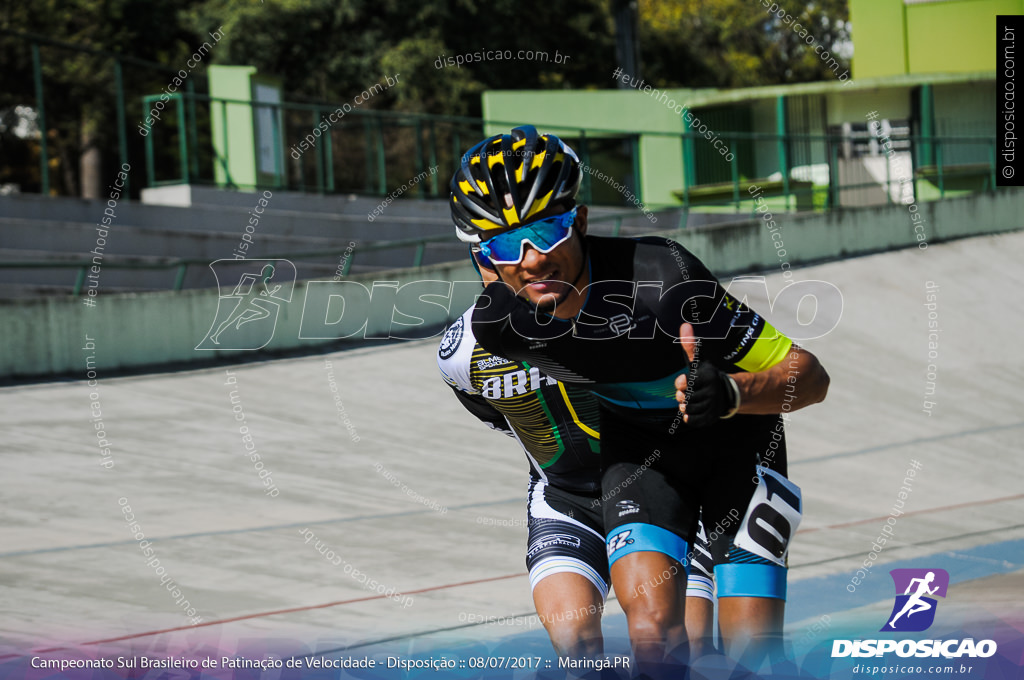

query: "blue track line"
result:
(786, 536), (1024, 623)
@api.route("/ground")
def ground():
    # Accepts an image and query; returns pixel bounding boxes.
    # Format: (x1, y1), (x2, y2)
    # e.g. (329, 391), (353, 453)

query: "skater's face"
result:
(486, 205), (590, 317)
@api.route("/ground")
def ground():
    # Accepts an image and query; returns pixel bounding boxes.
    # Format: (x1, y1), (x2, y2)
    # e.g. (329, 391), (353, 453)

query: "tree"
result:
(183, 0), (618, 116)
(1, 0), (850, 196)
(638, 0), (851, 89)
(2, 0), (206, 197)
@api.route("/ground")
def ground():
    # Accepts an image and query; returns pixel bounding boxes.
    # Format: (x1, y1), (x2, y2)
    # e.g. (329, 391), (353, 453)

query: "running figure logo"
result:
(881, 568), (949, 632)
(196, 259), (295, 350)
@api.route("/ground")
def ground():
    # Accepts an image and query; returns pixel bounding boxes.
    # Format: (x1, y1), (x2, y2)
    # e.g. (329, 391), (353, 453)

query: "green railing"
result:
(673, 131), (999, 213)
(0, 236), (455, 295)
(0, 213), (642, 296)
(136, 90), (1000, 214)
(138, 90), (645, 204)
(2, 28), (205, 197)
(4, 28), (1001, 214)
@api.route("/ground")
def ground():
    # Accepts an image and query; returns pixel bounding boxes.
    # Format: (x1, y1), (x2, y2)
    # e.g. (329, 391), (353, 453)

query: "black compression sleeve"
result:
(451, 386), (512, 434)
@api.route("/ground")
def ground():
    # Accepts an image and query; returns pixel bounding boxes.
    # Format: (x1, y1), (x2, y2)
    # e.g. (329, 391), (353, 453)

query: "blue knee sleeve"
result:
(606, 523), (689, 568)
(715, 563), (788, 600)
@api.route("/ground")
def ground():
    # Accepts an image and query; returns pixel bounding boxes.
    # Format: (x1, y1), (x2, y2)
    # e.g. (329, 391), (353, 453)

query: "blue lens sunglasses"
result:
(474, 207), (578, 267)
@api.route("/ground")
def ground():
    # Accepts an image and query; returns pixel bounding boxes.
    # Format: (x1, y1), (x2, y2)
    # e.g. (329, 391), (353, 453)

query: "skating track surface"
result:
(2, 231), (1022, 675)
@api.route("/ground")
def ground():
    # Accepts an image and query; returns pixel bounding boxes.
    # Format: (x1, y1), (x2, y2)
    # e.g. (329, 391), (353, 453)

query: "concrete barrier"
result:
(0, 260), (482, 379)
(654, 188), (1024, 275)
(2, 189), (1022, 379)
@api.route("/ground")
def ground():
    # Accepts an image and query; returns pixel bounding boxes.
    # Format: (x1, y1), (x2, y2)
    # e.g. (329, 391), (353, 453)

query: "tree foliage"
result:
(179, 0), (618, 116)
(1, 0), (850, 195)
(1, 0), (207, 194)
(639, 0), (851, 88)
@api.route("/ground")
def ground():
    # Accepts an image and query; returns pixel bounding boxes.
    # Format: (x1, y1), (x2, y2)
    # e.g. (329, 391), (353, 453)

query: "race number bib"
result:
(733, 468), (802, 566)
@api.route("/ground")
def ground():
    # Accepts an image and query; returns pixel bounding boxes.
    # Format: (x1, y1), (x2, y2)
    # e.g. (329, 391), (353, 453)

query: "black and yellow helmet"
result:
(450, 125), (582, 244)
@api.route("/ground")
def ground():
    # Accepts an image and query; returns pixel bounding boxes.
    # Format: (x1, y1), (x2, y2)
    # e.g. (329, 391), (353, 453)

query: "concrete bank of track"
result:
(2, 231), (1021, 674)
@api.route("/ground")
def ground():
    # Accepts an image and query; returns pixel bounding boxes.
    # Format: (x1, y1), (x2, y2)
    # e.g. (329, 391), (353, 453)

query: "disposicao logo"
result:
(882, 568), (948, 632)
(831, 568), (997, 659)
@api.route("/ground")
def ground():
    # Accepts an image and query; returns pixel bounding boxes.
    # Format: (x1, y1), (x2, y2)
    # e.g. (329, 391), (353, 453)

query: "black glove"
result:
(680, 360), (740, 427)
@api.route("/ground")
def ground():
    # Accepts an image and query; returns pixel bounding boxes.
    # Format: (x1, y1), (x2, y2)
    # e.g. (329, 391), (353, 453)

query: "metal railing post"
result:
(173, 263), (188, 290)
(144, 96), (157, 186)
(730, 138), (740, 210)
(631, 134), (642, 206)
(776, 96), (790, 210)
(579, 129), (591, 205)
(428, 119), (439, 196)
(114, 59), (129, 193)
(220, 99), (231, 186)
(375, 117), (387, 195)
(323, 106), (335, 193)
(73, 267), (86, 296)
(414, 116), (425, 194)
(176, 94), (189, 184)
(273, 101), (284, 189)
(363, 118), (375, 194)
(31, 42), (50, 195)
(681, 129), (693, 208)
(989, 140), (997, 192)
(828, 142), (839, 210)
(186, 79), (200, 181)
(314, 109), (325, 194)
(885, 149), (892, 204)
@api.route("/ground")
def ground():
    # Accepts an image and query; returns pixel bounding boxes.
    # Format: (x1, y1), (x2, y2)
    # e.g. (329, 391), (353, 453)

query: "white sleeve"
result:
(437, 307), (477, 393)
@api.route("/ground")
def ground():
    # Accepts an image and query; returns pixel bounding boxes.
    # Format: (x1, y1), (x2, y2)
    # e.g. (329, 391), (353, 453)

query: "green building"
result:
(850, 0), (1021, 78)
(481, 0), (1003, 211)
